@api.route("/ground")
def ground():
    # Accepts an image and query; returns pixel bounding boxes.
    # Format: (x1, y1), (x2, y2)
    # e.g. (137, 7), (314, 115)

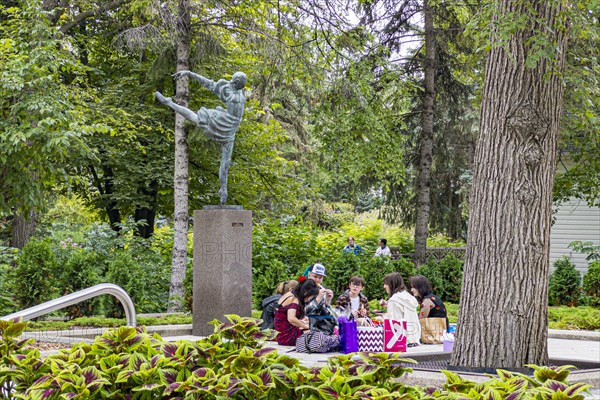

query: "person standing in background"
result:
(374, 238), (391, 257)
(343, 236), (362, 255)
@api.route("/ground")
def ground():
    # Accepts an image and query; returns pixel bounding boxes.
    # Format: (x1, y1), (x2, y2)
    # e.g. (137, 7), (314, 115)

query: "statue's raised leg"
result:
(155, 91), (199, 124)
(218, 141), (234, 205)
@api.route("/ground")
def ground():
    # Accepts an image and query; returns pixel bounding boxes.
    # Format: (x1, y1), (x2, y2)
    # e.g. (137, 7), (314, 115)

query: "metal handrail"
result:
(1, 283), (136, 327)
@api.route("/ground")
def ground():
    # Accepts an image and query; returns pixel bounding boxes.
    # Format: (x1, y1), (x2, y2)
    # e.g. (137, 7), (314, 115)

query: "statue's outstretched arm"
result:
(172, 70), (215, 91)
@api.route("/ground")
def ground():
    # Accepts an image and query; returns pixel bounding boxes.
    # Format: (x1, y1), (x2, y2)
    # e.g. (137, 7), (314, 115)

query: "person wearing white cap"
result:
(299, 263), (337, 335)
(306, 263), (333, 306)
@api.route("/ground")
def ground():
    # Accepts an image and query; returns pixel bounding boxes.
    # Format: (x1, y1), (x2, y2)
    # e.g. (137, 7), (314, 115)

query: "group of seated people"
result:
(261, 262), (448, 350)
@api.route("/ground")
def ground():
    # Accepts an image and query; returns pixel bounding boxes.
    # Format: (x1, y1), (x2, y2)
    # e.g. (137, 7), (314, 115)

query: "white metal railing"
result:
(1, 283), (136, 327)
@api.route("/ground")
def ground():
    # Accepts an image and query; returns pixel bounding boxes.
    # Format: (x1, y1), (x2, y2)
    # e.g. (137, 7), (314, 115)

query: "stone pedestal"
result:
(192, 206), (252, 336)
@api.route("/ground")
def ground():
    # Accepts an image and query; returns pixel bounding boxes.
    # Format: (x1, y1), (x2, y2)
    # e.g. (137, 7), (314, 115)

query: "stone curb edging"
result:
(548, 329), (600, 341)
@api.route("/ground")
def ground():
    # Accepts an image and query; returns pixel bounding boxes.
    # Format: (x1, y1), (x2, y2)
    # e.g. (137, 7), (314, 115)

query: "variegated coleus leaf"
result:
(526, 364), (577, 384)
(133, 382), (162, 392)
(161, 343), (179, 358)
(253, 347), (277, 358)
(162, 382), (182, 396)
(0, 319), (28, 339)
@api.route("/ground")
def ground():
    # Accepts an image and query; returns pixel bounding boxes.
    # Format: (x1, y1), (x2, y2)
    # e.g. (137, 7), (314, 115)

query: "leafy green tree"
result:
(363, 1), (479, 245)
(554, 0), (600, 207)
(0, 0), (92, 245)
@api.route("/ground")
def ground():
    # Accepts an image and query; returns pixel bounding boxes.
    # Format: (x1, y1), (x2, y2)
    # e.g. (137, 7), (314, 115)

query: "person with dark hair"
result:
(374, 238), (391, 257)
(380, 272), (420, 347)
(336, 276), (370, 326)
(295, 276), (340, 353)
(343, 236), (362, 255)
(409, 275), (448, 323)
(304, 276), (338, 336)
(260, 280), (298, 330)
(273, 278), (316, 345)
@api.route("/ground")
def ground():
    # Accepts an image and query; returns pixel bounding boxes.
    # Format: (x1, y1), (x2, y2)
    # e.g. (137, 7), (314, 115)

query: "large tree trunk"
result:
(90, 165), (121, 232)
(134, 180), (158, 238)
(104, 166), (122, 233)
(10, 209), (38, 249)
(413, 0), (435, 267)
(168, 0), (191, 312)
(451, 0), (568, 368)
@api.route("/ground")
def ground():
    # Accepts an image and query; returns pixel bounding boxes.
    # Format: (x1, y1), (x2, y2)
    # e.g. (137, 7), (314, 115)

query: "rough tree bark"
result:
(413, 0), (435, 267)
(89, 165), (121, 232)
(10, 210), (38, 249)
(451, 0), (568, 368)
(167, 0), (191, 312)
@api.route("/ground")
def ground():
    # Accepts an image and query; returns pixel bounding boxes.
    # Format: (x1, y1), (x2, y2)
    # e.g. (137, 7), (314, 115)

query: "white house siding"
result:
(549, 198), (600, 275)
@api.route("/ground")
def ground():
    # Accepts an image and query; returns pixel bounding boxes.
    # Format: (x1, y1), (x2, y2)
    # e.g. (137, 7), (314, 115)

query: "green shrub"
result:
(57, 250), (105, 318)
(125, 242), (171, 312)
(0, 247), (18, 315)
(251, 213), (462, 306)
(434, 254), (463, 303)
(548, 257), (581, 306)
(360, 256), (397, 301)
(253, 217), (319, 275)
(417, 262), (443, 297)
(104, 253), (143, 317)
(445, 302), (459, 324)
(184, 255), (194, 311)
(417, 254), (463, 304)
(252, 258), (292, 308)
(25, 314), (194, 331)
(582, 261), (600, 307)
(322, 251), (366, 297)
(394, 256), (417, 277)
(0, 263), (16, 316)
(104, 249), (169, 316)
(12, 239), (57, 309)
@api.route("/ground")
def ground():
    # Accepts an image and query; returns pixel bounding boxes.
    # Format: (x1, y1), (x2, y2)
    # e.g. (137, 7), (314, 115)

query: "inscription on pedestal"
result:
(192, 208), (252, 336)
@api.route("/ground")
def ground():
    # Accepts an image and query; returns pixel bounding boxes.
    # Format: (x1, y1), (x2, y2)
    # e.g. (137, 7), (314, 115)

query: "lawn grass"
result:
(548, 306), (600, 331)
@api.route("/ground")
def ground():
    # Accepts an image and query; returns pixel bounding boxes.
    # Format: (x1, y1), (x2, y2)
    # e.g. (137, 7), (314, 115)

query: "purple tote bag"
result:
(338, 316), (359, 353)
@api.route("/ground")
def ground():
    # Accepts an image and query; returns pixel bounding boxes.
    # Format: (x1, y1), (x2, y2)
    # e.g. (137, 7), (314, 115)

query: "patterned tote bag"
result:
(357, 326), (384, 352)
(296, 331), (340, 353)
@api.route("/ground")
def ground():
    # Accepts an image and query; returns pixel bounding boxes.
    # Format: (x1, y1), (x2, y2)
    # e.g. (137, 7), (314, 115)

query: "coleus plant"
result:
(0, 317), (594, 399)
(429, 365), (592, 400)
(0, 318), (48, 397)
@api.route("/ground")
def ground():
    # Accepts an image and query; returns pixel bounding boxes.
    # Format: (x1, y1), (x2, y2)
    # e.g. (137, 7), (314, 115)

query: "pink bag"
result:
(384, 319), (407, 352)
